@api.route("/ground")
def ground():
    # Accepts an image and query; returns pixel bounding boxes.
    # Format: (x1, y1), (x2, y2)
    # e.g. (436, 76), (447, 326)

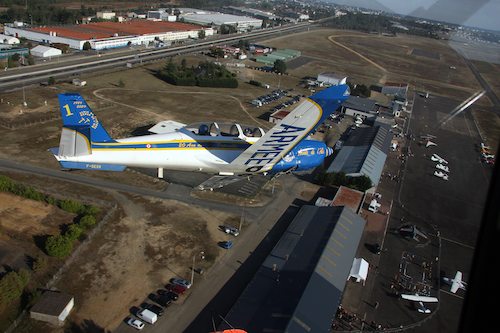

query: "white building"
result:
(317, 72), (346, 86)
(30, 291), (74, 326)
(180, 13), (262, 31)
(0, 33), (20, 45)
(4, 24), (214, 50)
(30, 45), (62, 57)
(96, 11), (116, 20)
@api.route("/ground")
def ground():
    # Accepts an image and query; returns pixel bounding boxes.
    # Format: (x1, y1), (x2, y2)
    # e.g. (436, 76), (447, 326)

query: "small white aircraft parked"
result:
(401, 294), (438, 314)
(426, 140), (437, 148)
(436, 163), (449, 172)
(434, 170), (449, 181)
(480, 142), (491, 150)
(442, 271), (467, 293)
(482, 153), (495, 160)
(431, 154), (448, 164)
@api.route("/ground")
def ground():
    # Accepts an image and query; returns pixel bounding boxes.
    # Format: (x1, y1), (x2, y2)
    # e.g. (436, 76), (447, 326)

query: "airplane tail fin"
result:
(58, 93), (114, 143)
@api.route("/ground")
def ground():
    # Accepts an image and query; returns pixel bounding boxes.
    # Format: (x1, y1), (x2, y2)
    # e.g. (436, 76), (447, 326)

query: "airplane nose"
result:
(326, 147), (334, 157)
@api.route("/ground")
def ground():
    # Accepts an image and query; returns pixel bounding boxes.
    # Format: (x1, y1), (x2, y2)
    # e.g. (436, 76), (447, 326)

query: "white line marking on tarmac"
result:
(440, 289), (465, 299)
(441, 236), (475, 249)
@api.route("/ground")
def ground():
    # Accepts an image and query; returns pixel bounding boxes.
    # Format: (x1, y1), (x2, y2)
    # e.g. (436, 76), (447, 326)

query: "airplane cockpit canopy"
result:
(183, 122), (265, 139)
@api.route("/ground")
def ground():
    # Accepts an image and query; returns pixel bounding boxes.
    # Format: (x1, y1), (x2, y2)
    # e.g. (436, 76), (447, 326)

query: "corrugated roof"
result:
(30, 20), (202, 40)
(220, 206), (366, 333)
(327, 124), (391, 185)
(342, 96), (377, 113)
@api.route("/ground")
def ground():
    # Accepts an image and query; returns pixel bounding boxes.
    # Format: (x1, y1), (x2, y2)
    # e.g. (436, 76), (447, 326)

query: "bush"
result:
(66, 224), (83, 241)
(0, 269), (31, 306)
(79, 215), (97, 230)
(249, 80), (262, 87)
(45, 235), (73, 258)
(58, 199), (85, 214)
(32, 254), (47, 273)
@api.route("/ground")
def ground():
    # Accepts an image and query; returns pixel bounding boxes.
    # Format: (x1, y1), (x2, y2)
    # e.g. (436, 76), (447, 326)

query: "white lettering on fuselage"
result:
(244, 124), (305, 172)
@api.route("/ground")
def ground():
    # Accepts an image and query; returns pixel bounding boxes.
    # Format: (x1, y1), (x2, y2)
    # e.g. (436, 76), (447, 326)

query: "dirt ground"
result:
(0, 192), (76, 271)
(472, 109), (500, 152)
(34, 193), (236, 331)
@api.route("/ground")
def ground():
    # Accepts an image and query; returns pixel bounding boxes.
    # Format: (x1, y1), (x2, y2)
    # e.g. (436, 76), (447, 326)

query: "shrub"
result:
(58, 199), (84, 214)
(45, 235), (73, 258)
(66, 224), (83, 241)
(79, 215), (97, 230)
(0, 269), (31, 306)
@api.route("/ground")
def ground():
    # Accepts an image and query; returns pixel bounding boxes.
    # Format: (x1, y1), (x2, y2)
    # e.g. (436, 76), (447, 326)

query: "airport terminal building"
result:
(218, 206), (366, 332)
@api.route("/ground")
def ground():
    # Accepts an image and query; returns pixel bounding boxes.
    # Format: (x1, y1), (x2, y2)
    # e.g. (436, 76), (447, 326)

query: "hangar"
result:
(218, 205), (366, 332)
(327, 123), (392, 187)
(341, 96), (379, 119)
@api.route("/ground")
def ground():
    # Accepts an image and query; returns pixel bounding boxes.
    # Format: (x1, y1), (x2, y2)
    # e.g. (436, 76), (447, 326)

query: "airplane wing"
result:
(148, 120), (186, 134)
(220, 84), (350, 175)
(451, 271), (463, 293)
(401, 294), (439, 303)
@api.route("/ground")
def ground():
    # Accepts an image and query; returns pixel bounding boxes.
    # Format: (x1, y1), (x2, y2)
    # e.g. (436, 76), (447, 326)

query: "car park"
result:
(166, 283), (187, 294)
(127, 318), (145, 330)
(170, 278), (192, 289)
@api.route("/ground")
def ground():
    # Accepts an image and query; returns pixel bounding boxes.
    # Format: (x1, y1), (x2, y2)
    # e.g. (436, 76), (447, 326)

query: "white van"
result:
(137, 309), (157, 324)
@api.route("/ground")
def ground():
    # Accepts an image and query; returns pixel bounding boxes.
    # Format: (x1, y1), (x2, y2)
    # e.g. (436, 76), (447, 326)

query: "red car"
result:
(165, 283), (186, 295)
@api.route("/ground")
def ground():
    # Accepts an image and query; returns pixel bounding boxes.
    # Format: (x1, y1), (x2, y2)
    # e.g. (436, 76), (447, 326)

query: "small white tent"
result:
(31, 45), (62, 58)
(349, 258), (369, 285)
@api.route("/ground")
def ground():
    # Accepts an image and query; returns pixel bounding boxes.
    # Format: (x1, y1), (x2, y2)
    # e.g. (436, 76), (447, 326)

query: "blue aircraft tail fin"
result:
(58, 93), (114, 142)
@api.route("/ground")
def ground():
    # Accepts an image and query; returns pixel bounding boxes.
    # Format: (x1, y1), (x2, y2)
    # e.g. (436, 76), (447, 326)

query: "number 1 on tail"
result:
(63, 104), (73, 116)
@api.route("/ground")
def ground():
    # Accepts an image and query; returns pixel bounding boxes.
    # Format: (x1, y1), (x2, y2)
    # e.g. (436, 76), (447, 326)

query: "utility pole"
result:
(239, 204), (245, 231)
(190, 254), (195, 286)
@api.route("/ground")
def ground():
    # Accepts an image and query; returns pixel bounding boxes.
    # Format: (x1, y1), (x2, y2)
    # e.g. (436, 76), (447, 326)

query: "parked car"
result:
(126, 318), (145, 330)
(170, 278), (192, 289)
(219, 240), (233, 249)
(165, 283), (187, 294)
(143, 303), (164, 316)
(220, 225), (240, 236)
(158, 289), (179, 301)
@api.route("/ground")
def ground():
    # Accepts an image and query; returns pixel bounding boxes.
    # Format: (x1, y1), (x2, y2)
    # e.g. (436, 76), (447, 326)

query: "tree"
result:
(118, 79), (125, 88)
(27, 54), (35, 65)
(273, 59), (287, 74)
(79, 215), (96, 230)
(198, 29), (206, 39)
(45, 235), (73, 258)
(82, 41), (91, 50)
(181, 58), (187, 70)
(47, 76), (55, 85)
(66, 224), (83, 241)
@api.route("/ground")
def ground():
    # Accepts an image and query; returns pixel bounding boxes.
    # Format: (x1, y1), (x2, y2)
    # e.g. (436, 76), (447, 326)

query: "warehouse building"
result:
(30, 291), (74, 326)
(180, 12), (262, 31)
(0, 33), (20, 45)
(327, 123), (392, 187)
(0, 47), (29, 59)
(255, 48), (301, 65)
(382, 82), (408, 99)
(219, 205), (366, 333)
(317, 72), (346, 86)
(341, 96), (379, 119)
(4, 20), (213, 50)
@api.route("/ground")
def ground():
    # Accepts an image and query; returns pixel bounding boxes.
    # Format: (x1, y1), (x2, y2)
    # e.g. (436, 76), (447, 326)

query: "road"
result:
(0, 158), (254, 215)
(458, 50), (500, 110)
(0, 23), (312, 90)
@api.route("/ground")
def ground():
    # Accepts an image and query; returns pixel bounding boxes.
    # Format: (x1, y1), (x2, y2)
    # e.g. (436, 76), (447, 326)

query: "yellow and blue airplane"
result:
(51, 84), (350, 176)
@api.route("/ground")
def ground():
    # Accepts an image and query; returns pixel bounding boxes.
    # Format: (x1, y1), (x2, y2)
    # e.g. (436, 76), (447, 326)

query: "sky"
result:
(327, 0), (500, 31)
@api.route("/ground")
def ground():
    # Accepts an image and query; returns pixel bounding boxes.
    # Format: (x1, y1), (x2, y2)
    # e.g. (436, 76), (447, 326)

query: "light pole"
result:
(239, 204), (245, 231)
(190, 250), (205, 286)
